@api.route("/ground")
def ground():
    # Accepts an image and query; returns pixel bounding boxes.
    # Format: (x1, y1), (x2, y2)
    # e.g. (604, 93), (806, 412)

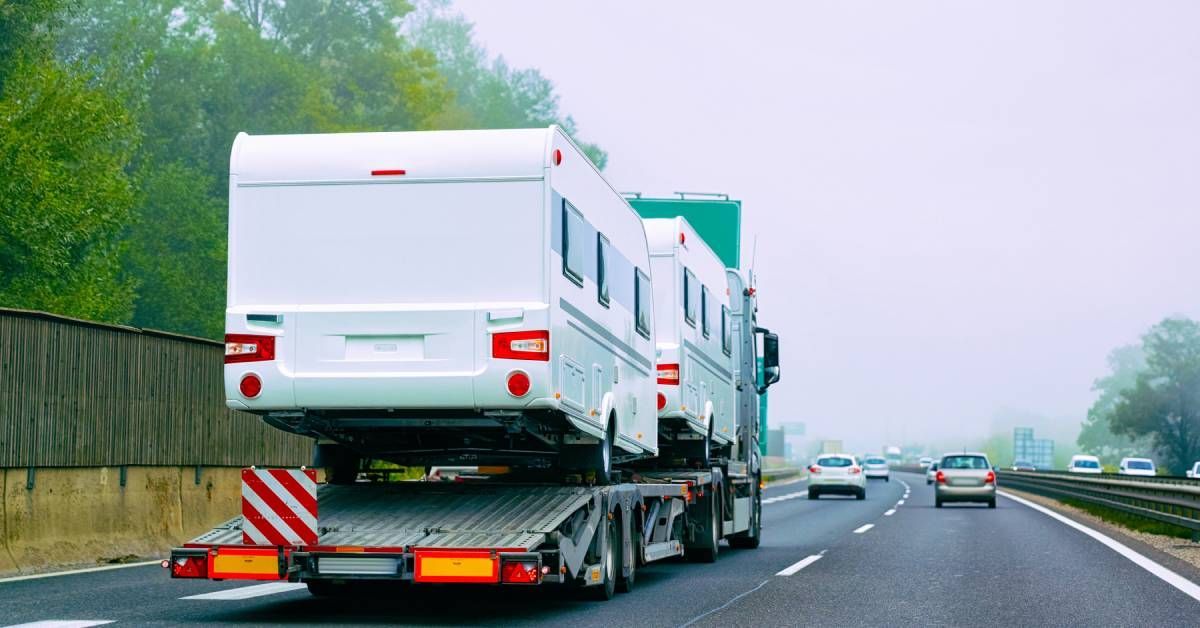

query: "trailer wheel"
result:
(687, 495), (720, 563)
(583, 516), (617, 601)
(565, 418), (614, 484)
(617, 516), (638, 593)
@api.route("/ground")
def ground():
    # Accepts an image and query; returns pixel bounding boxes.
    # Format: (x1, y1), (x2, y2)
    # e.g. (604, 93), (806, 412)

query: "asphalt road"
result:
(2, 473), (1198, 627)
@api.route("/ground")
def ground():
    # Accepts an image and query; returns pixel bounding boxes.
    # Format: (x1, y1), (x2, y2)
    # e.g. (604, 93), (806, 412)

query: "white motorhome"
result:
(223, 127), (657, 481)
(643, 218), (736, 462)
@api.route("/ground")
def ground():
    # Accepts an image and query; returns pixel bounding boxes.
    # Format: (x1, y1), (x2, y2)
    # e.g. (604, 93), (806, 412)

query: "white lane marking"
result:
(999, 490), (1200, 603)
(899, 480), (911, 491)
(897, 500), (905, 506)
(884, 509), (896, 516)
(0, 561), (161, 584)
(763, 491), (808, 505)
(853, 524), (875, 534)
(3, 622), (114, 628)
(776, 554), (823, 576)
(180, 582), (308, 600)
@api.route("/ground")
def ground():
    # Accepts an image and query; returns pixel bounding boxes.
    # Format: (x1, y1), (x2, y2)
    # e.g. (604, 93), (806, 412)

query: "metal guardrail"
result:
(763, 467), (802, 482)
(997, 470), (1200, 536)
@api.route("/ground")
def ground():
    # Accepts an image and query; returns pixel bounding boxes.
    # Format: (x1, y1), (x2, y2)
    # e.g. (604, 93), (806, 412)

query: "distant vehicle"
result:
(884, 445), (902, 465)
(925, 461), (939, 485)
(1011, 459), (1036, 472)
(808, 454), (867, 500)
(1117, 457), (1156, 476)
(1188, 462), (1200, 478)
(862, 456), (890, 481)
(919, 457), (933, 469)
(935, 453), (996, 508)
(1068, 454), (1103, 474)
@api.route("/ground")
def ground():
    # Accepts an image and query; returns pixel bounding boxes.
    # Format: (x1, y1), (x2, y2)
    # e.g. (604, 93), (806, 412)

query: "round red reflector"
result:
(553, 149), (562, 165)
(657, 392), (667, 411)
(239, 373), (262, 398)
(506, 371), (531, 397)
(679, 232), (686, 245)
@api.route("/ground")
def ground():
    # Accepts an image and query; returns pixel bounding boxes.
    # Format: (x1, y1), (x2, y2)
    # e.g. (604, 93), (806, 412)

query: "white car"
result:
(1068, 454), (1103, 474)
(919, 457), (933, 469)
(925, 461), (939, 485)
(1117, 457), (1156, 476)
(808, 454), (867, 500)
(862, 456), (890, 481)
(1188, 462), (1200, 479)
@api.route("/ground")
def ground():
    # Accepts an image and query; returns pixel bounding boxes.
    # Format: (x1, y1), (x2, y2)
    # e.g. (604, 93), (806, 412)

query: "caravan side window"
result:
(562, 201), (585, 286)
(721, 306), (732, 355)
(635, 268), (651, 338)
(701, 285), (711, 338)
(597, 233), (611, 306)
(683, 268), (697, 326)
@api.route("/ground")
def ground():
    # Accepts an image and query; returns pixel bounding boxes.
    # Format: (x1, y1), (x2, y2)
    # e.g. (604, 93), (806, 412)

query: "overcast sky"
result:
(454, 1), (1200, 451)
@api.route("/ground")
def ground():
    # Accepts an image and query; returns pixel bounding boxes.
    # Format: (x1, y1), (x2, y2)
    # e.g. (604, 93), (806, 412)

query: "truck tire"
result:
(584, 516), (617, 601)
(617, 516), (637, 593)
(727, 478), (761, 550)
(687, 496), (720, 563)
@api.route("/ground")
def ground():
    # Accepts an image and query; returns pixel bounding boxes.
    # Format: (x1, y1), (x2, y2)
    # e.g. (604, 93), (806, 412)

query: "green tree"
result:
(406, 0), (608, 168)
(1077, 344), (1155, 465)
(1111, 318), (1200, 474)
(0, 6), (139, 322)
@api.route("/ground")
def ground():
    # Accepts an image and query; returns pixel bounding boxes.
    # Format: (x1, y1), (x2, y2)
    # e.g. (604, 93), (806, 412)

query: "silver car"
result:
(934, 453), (996, 509)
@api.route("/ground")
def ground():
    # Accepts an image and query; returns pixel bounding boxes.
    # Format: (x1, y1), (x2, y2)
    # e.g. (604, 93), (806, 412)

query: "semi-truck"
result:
(168, 127), (780, 600)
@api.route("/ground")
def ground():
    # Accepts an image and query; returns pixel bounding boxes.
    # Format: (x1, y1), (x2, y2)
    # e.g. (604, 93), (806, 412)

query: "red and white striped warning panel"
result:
(241, 468), (318, 546)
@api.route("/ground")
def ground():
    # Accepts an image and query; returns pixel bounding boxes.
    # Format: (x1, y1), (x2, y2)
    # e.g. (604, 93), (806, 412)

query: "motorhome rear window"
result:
(562, 201), (585, 286)
(701, 286), (711, 337)
(721, 306), (731, 355)
(635, 268), (652, 338)
(683, 268), (697, 326)
(597, 233), (611, 306)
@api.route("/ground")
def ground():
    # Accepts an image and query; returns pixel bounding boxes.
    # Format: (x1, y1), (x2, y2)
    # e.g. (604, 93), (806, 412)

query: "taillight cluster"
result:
(985, 470), (996, 484)
(501, 560), (542, 584)
(225, 334), (275, 364)
(492, 330), (550, 361)
(657, 363), (680, 385)
(165, 554), (207, 579)
(936, 470), (946, 484)
(849, 466), (862, 475)
(809, 465), (821, 474)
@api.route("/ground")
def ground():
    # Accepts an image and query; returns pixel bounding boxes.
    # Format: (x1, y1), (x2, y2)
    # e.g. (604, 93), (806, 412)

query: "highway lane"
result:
(0, 477), (906, 626)
(694, 472), (1200, 627)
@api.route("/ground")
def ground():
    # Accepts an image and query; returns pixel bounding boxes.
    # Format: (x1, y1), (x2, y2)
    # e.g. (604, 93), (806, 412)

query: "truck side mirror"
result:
(760, 332), (780, 390)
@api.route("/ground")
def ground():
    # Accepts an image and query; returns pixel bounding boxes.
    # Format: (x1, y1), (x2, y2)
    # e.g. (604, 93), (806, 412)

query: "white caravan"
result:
(224, 127), (657, 481)
(644, 218), (736, 462)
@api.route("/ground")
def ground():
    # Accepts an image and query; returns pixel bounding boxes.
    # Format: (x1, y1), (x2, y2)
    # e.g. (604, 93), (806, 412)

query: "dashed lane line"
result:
(179, 582), (308, 601)
(853, 524), (874, 534)
(3, 622), (114, 628)
(776, 554), (823, 576)
(763, 491), (807, 505)
(884, 509), (896, 516)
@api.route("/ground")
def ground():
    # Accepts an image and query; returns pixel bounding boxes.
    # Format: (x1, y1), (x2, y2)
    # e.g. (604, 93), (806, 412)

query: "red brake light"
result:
(850, 466), (861, 474)
(371, 169), (406, 176)
(492, 330), (550, 361)
(225, 334), (275, 364)
(936, 470), (946, 484)
(239, 373), (263, 398)
(506, 371), (531, 397)
(169, 554), (207, 579)
(985, 470), (996, 484)
(657, 392), (667, 411)
(501, 560), (541, 584)
(809, 465), (821, 474)
(657, 363), (680, 385)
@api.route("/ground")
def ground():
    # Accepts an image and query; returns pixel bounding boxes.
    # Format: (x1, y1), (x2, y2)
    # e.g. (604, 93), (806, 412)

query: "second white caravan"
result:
(644, 218), (736, 463)
(223, 127), (657, 481)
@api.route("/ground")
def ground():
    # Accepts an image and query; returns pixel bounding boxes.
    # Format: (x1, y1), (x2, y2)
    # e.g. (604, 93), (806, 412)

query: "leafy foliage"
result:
(0, 0), (601, 338)
(1077, 344), (1155, 465)
(1110, 318), (1200, 474)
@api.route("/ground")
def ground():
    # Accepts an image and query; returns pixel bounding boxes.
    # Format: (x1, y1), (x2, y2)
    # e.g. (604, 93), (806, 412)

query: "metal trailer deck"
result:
(169, 469), (729, 594)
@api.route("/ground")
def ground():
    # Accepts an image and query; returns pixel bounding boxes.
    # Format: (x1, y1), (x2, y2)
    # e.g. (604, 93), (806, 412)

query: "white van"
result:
(1117, 457), (1156, 476)
(1067, 454), (1103, 474)
(223, 127), (657, 481)
(643, 218), (736, 463)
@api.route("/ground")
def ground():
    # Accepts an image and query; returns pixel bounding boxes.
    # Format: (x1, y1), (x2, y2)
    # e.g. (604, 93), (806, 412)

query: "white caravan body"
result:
(224, 127), (658, 465)
(644, 218), (736, 449)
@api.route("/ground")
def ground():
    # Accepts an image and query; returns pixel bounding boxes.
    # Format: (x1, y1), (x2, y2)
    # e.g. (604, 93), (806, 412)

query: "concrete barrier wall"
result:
(0, 466), (245, 576)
